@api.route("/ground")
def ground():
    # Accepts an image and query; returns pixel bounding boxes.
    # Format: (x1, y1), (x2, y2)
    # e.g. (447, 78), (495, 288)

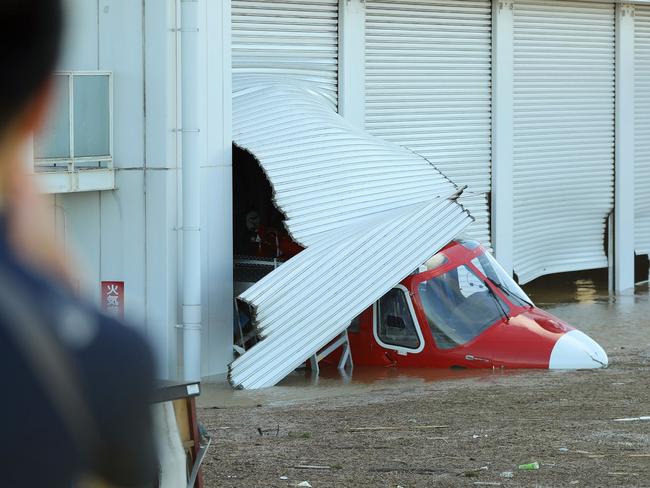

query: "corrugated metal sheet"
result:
(364, 0), (492, 248)
(232, 79), (462, 247)
(229, 78), (473, 389)
(513, 0), (615, 283)
(232, 0), (339, 105)
(636, 6), (650, 255)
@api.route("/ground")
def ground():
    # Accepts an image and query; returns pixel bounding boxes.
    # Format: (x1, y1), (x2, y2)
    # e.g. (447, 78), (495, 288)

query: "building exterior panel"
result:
(365, 0), (493, 248)
(512, 0), (615, 283)
(636, 5), (650, 255)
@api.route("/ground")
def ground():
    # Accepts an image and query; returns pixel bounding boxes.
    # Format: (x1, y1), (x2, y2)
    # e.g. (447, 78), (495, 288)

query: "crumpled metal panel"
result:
(365, 0), (493, 249)
(232, 79), (460, 248)
(230, 198), (472, 390)
(229, 78), (473, 389)
(513, 0), (615, 284)
(232, 0), (338, 107)
(636, 6), (650, 255)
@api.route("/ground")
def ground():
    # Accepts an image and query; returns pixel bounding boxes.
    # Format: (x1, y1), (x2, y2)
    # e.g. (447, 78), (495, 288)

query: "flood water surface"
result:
(200, 272), (650, 409)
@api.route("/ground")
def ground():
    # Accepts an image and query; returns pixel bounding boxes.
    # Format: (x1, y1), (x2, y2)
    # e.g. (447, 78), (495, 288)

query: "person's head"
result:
(0, 0), (63, 163)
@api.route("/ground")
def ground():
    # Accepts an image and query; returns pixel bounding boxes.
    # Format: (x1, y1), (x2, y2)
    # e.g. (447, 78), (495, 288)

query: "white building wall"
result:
(53, 0), (182, 377)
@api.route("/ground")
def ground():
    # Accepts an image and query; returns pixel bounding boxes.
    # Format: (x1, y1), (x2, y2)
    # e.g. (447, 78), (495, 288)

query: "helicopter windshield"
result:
(470, 251), (533, 308)
(417, 265), (509, 349)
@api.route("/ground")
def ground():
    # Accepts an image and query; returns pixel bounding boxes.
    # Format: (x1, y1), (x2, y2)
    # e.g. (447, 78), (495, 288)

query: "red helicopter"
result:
(237, 227), (608, 372)
(335, 239), (608, 371)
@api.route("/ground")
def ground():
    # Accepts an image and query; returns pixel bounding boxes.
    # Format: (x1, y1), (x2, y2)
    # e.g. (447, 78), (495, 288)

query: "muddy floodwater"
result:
(199, 275), (650, 487)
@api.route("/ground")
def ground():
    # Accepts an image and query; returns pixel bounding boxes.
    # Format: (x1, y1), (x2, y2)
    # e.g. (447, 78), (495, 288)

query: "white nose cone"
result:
(549, 330), (608, 369)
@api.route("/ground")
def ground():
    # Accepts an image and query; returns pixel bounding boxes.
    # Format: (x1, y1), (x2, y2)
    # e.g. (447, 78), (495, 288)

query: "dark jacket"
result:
(0, 232), (157, 487)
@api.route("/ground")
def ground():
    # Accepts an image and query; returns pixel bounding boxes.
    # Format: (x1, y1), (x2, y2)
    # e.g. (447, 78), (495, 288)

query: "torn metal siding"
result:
(230, 198), (473, 389)
(233, 79), (459, 247)
(365, 0), (493, 249)
(229, 78), (473, 389)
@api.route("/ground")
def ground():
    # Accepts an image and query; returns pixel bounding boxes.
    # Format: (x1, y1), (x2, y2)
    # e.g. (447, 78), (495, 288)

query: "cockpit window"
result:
(377, 288), (420, 350)
(417, 266), (509, 349)
(471, 251), (533, 308)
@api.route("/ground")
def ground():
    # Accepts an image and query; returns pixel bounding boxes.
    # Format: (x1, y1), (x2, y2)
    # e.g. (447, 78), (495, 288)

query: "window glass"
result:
(377, 288), (420, 349)
(471, 251), (533, 308)
(417, 266), (509, 349)
(34, 76), (70, 159)
(74, 75), (110, 157)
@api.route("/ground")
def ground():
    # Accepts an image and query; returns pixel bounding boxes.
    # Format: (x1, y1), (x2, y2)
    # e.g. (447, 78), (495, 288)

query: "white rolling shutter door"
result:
(232, 0), (338, 104)
(512, 1), (615, 283)
(365, 0), (493, 248)
(636, 6), (650, 255)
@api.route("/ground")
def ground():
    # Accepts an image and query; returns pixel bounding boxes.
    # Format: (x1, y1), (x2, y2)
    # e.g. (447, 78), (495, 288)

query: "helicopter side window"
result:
(376, 288), (420, 350)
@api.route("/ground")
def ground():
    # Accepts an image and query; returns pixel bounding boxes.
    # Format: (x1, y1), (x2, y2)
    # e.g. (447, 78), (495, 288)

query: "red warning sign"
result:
(101, 281), (124, 319)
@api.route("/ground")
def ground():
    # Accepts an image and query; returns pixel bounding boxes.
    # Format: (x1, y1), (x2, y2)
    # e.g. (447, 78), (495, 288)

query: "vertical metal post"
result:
(614, 4), (636, 293)
(491, 1), (515, 275)
(338, 0), (366, 128)
(181, 0), (203, 381)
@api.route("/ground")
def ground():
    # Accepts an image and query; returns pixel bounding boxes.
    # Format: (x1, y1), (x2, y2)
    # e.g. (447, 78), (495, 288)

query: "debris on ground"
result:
(518, 462), (539, 470)
(500, 471), (514, 478)
(613, 416), (650, 422)
(346, 425), (447, 432)
(296, 482), (312, 487)
(257, 425), (280, 436)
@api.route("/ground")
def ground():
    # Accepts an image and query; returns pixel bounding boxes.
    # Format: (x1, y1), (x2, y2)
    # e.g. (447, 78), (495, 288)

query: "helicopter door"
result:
(373, 284), (425, 354)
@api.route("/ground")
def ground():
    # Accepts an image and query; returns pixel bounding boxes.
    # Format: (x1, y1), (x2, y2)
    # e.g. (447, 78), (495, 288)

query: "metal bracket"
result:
(309, 330), (354, 381)
(499, 1), (513, 10)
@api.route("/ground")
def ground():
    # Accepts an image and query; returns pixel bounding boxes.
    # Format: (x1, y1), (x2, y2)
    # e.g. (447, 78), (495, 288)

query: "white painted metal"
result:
(232, 0), (339, 105)
(35, 169), (115, 194)
(512, 0), (616, 284)
(364, 0), (493, 248)
(201, 0), (234, 376)
(233, 79), (462, 246)
(615, 3), (636, 292)
(231, 198), (471, 390)
(181, 0), (203, 381)
(338, 0), (365, 128)
(229, 78), (472, 389)
(636, 5), (650, 255)
(491, 0), (515, 274)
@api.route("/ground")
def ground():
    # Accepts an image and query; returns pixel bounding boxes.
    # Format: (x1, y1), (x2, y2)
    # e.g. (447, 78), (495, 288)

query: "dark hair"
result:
(0, 0), (63, 131)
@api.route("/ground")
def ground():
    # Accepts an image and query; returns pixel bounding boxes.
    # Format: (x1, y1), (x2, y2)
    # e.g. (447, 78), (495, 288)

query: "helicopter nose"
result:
(549, 330), (608, 369)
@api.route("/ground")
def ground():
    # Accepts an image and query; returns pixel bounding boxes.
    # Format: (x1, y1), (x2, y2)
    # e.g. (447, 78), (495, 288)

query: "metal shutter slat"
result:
(513, 0), (615, 284)
(365, 0), (493, 249)
(636, 6), (650, 255)
(232, 0), (338, 105)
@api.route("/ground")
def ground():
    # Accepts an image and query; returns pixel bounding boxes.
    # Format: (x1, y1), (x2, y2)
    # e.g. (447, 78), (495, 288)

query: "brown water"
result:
(199, 273), (650, 409)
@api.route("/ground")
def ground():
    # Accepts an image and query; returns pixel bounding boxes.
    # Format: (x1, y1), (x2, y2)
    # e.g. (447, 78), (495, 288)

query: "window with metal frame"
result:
(376, 287), (421, 350)
(34, 72), (113, 176)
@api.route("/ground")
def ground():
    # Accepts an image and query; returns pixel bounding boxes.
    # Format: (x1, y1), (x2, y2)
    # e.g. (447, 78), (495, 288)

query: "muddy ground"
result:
(199, 277), (650, 487)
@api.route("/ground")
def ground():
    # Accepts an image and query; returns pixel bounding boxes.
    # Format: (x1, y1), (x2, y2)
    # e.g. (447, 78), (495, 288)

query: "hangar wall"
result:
(47, 0), (648, 379)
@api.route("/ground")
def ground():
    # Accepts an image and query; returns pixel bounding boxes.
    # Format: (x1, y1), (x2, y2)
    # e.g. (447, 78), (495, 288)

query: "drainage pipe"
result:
(181, 0), (202, 381)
